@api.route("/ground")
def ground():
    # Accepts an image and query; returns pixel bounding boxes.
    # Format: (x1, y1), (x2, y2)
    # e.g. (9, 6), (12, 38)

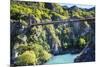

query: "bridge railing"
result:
(10, 17), (95, 27)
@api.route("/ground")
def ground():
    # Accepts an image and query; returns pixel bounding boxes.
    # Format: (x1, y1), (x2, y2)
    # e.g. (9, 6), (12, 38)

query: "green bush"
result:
(40, 50), (52, 61)
(51, 12), (67, 20)
(16, 43), (52, 65)
(79, 38), (86, 47)
(11, 4), (32, 15)
(16, 51), (36, 65)
(32, 44), (52, 64)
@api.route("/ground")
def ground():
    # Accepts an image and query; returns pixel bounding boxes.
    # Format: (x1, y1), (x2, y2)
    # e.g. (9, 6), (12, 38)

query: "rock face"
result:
(74, 21), (95, 62)
(52, 43), (59, 55)
(74, 41), (95, 62)
(45, 3), (54, 10)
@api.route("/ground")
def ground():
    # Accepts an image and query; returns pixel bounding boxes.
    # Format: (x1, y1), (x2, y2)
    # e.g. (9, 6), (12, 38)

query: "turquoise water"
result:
(45, 53), (78, 64)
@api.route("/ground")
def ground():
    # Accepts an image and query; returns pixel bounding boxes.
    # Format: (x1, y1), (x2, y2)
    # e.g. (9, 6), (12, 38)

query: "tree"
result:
(16, 51), (36, 65)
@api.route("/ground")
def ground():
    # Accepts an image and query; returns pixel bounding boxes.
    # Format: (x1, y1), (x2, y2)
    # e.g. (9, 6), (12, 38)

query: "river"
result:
(45, 53), (79, 65)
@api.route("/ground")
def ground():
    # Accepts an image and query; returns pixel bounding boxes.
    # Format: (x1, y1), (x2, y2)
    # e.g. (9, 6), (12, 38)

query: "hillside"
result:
(10, 1), (95, 66)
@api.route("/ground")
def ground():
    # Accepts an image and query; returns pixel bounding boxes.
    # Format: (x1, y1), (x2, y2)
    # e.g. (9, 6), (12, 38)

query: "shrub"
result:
(16, 43), (52, 65)
(16, 51), (36, 65)
(79, 38), (86, 47)
(42, 42), (50, 52)
(51, 12), (67, 21)
(40, 50), (52, 61)
(32, 44), (52, 64)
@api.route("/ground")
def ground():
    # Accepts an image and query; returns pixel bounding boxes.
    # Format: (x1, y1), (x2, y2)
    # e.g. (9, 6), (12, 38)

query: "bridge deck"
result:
(11, 18), (95, 27)
(31, 18), (95, 26)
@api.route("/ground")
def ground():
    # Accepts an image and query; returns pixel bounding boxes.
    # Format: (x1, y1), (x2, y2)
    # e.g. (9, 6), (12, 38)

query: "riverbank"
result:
(44, 48), (81, 65)
(74, 41), (95, 62)
(52, 48), (82, 56)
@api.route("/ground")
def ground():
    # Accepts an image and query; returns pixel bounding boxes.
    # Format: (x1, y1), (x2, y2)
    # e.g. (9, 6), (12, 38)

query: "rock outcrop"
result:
(74, 41), (95, 62)
(74, 21), (95, 62)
